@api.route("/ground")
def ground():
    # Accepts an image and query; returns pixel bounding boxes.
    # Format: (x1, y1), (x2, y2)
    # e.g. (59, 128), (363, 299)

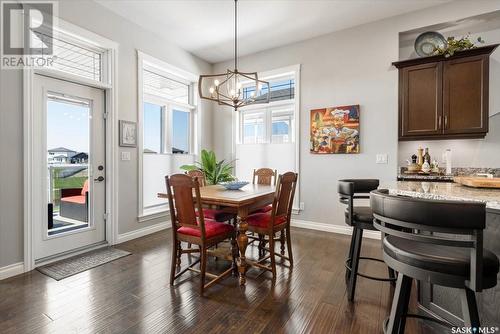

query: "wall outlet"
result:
(376, 153), (388, 164)
(121, 151), (131, 161)
(299, 202), (305, 210)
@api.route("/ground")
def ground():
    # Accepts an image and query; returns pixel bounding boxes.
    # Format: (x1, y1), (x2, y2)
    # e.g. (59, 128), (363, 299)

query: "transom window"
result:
(143, 70), (189, 105)
(36, 32), (104, 82)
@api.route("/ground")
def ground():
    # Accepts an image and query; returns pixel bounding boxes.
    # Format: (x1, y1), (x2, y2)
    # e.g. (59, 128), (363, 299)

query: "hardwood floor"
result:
(0, 227), (437, 334)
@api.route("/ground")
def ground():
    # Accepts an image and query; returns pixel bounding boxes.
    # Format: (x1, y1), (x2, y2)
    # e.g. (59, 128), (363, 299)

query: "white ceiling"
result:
(96, 0), (451, 64)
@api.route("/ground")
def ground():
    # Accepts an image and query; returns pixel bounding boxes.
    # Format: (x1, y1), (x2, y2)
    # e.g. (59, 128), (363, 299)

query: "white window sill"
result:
(138, 206), (169, 223)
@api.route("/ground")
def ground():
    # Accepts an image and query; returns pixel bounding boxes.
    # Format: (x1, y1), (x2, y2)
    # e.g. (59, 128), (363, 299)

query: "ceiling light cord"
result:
(234, 0), (238, 71)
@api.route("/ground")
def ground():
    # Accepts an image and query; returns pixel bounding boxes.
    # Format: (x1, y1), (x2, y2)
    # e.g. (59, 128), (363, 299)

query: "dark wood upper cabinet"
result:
(393, 45), (498, 141)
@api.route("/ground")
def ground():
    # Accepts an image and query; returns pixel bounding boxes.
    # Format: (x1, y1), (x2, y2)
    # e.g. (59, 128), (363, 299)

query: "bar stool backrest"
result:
(370, 189), (487, 291)
(338, 179), (379, 223)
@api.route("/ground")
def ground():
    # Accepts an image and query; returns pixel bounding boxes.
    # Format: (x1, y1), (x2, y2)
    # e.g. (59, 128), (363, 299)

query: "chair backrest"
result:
(338, 179), (379, 222)
(253, 168), (278, 186)
(166, 174), (207, 239)
(186, 170), (207, 187)
(370, 189), (486, 291)
(270, 172), (298, 228)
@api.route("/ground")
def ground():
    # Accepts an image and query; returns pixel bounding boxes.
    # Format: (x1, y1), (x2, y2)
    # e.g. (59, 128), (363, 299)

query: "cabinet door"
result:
(400, 62), (443, 139)
(443, 55), (488, 135)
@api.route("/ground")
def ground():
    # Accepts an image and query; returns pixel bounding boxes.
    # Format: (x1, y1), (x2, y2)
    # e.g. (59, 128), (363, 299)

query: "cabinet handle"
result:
(438, 116), (442, 129)
(444, 115), (448, 129)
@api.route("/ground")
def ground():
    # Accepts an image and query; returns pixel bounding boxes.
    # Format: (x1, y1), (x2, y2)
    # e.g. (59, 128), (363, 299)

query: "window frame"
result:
(238, 99), (295, 145)
(142, 93), (195, 155)
(137, 51), (200, 219)
(234, 64), (301, 213)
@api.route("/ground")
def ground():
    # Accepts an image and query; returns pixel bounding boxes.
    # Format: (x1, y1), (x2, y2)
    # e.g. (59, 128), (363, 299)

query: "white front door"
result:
(33, 74), (106, 261)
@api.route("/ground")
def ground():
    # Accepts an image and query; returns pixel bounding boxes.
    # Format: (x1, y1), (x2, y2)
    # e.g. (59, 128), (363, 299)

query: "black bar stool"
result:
(338, 179), (396, 301)
(371, 189), (499, 334)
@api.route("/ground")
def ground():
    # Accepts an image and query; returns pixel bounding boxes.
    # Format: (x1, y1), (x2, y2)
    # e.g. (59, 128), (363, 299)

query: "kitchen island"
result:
(380, 181), (500, 326)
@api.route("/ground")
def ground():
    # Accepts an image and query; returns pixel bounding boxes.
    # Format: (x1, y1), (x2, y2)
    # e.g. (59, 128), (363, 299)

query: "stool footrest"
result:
(345, 257), (397, 282)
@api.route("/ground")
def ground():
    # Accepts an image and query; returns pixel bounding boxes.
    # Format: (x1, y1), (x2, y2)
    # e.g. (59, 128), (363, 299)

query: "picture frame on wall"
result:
(310, 105), (360, 154)
(119, 120), (137, 147)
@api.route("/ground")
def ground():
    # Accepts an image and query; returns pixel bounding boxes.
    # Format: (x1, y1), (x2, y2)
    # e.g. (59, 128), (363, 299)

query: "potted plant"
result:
(180, 149), (235, 185)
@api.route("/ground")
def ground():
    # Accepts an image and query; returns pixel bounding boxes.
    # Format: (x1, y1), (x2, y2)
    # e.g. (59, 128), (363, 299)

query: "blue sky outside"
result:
(47, 100), (89, 153)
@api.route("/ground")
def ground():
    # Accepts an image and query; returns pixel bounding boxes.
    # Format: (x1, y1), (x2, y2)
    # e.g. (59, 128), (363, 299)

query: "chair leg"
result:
(460, 287), (480, 328)
(176, 241), (182, 267)
(231, 232), (238, 276)
(280, 230), (285, 255)
(286, 227), (294, 267)
(345, 228), (357, 282)
(347, 227), (363, 301)
(386, 274), (412, 334)
(199, 246), (207, 295)
(269, 235), (277, 281)
(170, 238), (178, 285)
(259, 234), (268, 259)
(388, 267), (396, 286)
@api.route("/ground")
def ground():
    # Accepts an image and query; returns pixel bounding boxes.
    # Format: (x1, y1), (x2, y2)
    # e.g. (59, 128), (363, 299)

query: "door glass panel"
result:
(47, 94), (91, 236)
(172, 109), (189, 154)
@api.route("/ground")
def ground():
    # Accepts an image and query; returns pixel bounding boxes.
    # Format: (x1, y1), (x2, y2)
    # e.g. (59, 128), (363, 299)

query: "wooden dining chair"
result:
(251, 168), (279, 255)
(166, 174), (236, 295)
(253, 168), (278, 186)
(185, 170), (235, 223)
(246, 172), (298, 280)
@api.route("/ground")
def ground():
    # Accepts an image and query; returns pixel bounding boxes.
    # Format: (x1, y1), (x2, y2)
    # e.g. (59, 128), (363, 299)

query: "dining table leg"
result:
(236, 207), (249, 286)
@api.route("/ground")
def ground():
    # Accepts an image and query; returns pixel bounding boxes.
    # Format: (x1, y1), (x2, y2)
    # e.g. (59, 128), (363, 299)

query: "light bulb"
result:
(214, 79), (219, 86)
(250, 91), (255, 97)
(237, 82), (242, 89)
(230, 89), (235, 97)
(209, 87), (215, 94)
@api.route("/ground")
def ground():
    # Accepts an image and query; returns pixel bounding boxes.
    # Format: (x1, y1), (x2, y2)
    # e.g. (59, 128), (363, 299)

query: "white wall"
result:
(212, 0), (500, 227)
(0, 0), (213, 268)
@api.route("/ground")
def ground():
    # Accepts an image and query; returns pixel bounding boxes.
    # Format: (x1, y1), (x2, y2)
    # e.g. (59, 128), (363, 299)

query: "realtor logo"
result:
(1, 1), (57, 68)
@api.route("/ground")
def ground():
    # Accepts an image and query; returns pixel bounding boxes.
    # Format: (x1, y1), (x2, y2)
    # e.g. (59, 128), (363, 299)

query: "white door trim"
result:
(23, 20), (119, 272)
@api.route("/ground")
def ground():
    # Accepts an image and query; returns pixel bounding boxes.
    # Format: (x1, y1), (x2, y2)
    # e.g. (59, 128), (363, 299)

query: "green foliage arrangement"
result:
(180, 149), (235, 185)
(434, 34), (485, 58)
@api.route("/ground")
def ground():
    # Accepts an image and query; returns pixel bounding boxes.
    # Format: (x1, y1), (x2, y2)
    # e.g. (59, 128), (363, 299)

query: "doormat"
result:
(37, 247), (131, 280)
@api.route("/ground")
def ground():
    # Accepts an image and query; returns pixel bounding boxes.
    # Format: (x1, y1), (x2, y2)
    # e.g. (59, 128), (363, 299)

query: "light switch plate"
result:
(376, 153), (388, 164)
(121, 151), (131, 161)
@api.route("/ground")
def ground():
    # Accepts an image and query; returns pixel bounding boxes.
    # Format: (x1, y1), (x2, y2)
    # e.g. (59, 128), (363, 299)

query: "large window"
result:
(236, 68), (300, 211)
(139, 53), (198, 215)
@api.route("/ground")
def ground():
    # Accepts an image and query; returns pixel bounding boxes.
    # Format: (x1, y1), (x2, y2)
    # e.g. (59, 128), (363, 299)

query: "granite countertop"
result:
(380, 181), (500, 211)
(397, 173), (454, 181)
(397, 167), (500, 182)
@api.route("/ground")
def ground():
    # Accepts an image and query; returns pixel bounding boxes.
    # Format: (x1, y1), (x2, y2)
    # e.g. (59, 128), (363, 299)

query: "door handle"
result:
(438, 116), (442, 129)
(444, 115), (448, 129)
(94, 176), (105, 182)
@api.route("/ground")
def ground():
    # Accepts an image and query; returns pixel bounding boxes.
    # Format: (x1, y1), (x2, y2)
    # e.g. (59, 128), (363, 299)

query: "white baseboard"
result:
(116, 221), (171, 244)
(291, 219), (381, 240)
(0, 262), (25, 280)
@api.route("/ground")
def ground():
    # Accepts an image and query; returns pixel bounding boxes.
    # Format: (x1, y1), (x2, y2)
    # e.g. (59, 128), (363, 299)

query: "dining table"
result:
(158, 183), (276, 285)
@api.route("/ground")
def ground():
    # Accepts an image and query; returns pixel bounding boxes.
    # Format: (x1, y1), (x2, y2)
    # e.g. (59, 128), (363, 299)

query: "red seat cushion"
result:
(60, 195), (86, 204)
(196, 208), (234, 222)
(81, 180), (89, 195)
(252, 205), (273, 214)
(178, 220), (234, 239)
(247, 212), (287, 229)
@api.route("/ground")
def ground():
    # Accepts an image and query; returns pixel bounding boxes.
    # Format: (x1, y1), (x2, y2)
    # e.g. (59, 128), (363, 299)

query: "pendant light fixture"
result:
(198, 0), (270, 110)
